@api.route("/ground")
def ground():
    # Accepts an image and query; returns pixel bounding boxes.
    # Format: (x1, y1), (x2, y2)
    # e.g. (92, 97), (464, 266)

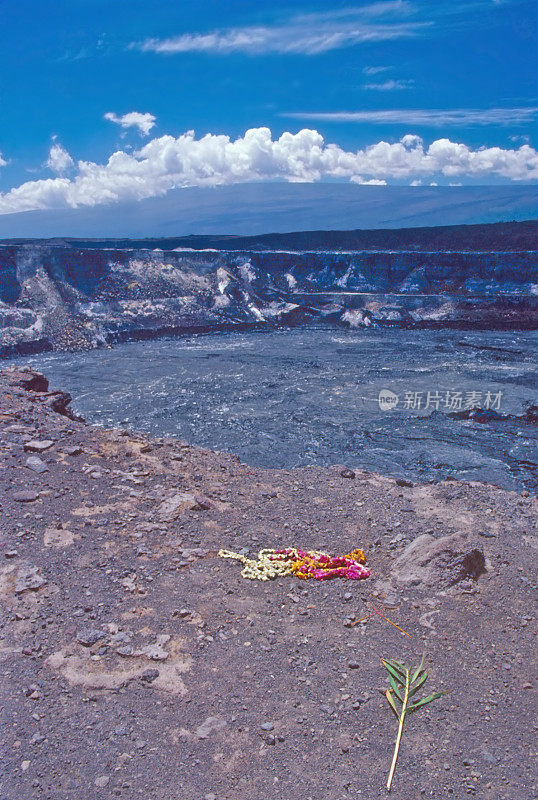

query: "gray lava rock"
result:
(140, 669), (160, 683)
(340, 469), (356, 479)
(13, 490), (40, 502)
(14, 565), (47, 593)
(23, 440), (55, 453)
(195, 716), (227, 739)
(392, 532), (486, 589)
(76, 628), (105, 646)
(26, 456), (48, 473)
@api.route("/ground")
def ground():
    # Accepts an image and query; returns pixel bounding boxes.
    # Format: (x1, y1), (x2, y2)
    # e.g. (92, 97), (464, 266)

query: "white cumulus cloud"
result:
(0, 152), (7, 168)
(104, 111), (156, 136)
(45, 143), (74, 175)
(0, 128), (535, 215)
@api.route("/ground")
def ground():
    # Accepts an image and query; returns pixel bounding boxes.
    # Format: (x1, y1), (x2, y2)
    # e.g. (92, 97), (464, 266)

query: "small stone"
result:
(139, 634), (170, 661)
(193, 495), (212, 510)
(340, 469), (355, 479)
(65, 446), (83, 456)
(396, 478), (414, 487)
(260, 722), (274, 731)
(13, 491), (40, 503)
(478, 531), (496, 538)
(21, 760), (31, 771)
(5, 550), (18, 558)
(195, 716), (227, 739)
(23, 440), (54, 453)
(76, 628), (105, 646)
(25, 456), (48, 473)
(347, 661), (361, 669)
(343, 592), (352, 602)
(94, 776), (110, 788)
(140, 669), (159, 683)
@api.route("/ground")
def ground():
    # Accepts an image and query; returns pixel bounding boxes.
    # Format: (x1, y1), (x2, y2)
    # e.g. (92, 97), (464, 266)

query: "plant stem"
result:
(386, 670), (409, 791)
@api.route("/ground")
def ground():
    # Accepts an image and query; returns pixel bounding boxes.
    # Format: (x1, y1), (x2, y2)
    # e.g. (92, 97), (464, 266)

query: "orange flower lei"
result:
(290, 548), (369, 580)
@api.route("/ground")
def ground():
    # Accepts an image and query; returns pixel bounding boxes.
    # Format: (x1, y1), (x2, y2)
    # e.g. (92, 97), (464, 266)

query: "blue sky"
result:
(0, 0), (536, 226)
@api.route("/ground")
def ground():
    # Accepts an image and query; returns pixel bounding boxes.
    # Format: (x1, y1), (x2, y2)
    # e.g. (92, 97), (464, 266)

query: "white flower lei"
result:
(217, 547), (325, 581)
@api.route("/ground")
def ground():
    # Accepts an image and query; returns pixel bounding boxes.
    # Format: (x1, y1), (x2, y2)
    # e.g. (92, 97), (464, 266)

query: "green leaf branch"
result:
(382, 655), (447, 791)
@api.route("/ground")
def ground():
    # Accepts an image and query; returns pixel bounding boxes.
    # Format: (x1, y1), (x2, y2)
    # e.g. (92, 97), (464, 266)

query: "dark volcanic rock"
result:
(4, 366), (49, 392)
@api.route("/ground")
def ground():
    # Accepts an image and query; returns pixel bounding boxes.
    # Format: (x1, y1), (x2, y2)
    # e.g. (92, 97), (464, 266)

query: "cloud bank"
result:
(104, 111), (156, 136)
(0, 128), (535, 215)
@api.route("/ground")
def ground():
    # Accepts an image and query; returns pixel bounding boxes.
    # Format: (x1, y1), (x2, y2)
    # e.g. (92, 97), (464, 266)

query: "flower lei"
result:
(218, 547), (370, 581)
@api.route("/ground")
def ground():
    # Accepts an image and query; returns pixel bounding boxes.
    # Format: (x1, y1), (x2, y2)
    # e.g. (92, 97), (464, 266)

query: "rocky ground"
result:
(0, 366), (536, 800)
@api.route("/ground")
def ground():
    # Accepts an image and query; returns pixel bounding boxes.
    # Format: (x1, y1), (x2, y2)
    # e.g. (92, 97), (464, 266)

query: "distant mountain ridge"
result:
(0, 183), (535, 239)
(2, 219), (537, 253)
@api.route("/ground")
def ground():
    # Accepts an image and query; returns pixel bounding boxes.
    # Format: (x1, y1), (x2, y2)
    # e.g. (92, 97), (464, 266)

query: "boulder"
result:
(392, 532), (486, 589)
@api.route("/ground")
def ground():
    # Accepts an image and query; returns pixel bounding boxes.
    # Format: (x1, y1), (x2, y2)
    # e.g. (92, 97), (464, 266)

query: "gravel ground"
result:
(0, 366), (536, 800)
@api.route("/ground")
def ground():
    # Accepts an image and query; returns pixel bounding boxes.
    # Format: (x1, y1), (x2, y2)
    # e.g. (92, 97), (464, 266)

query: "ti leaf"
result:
(382, 656), (446, 791)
